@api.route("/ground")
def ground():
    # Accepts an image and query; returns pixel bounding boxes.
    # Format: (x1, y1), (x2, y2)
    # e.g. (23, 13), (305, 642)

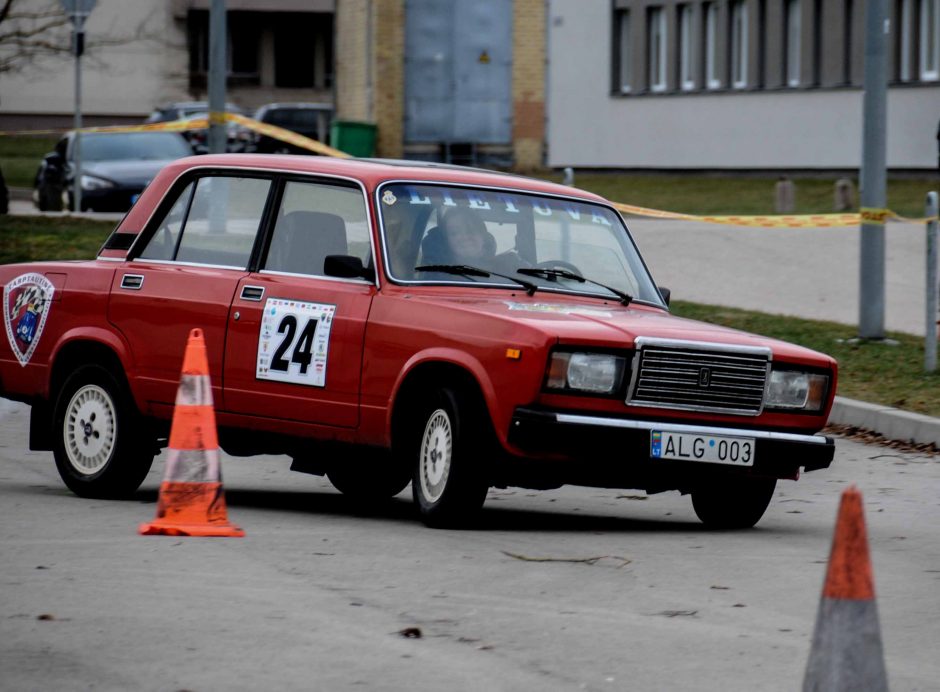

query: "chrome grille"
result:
(628, 341), (770, 415)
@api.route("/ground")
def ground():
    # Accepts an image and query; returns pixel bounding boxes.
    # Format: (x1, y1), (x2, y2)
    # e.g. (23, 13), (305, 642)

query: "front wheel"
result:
(691, 477), (777, 529)
(52, 364), (155, 499)
(409, 387), (489, 528)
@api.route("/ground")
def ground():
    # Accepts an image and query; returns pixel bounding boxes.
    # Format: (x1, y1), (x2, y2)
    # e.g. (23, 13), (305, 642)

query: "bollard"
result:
(775, 177), (796, 213)
(562, 167), (574, 186)
(926, 191), (938, 372)
(834, 178), (856, 212)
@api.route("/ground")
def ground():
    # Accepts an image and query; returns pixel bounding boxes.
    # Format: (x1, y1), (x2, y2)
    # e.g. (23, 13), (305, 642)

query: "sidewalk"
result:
(628, 218), (940, 447)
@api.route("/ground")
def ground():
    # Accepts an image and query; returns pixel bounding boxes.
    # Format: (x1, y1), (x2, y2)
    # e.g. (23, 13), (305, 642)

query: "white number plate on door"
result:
(650, 431), (755, 466)
(256, 298), (336, 387)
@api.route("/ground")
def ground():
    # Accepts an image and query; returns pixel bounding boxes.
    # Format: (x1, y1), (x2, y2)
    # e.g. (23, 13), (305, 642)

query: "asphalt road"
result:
(1, 400), (938, 691)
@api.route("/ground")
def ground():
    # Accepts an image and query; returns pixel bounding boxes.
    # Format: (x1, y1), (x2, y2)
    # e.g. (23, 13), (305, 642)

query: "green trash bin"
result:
(330, 120), (377, 157)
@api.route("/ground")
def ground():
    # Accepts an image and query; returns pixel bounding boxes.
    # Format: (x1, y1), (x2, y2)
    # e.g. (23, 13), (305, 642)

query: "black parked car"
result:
(251, 102), (333, 154)
(145, 101), (251, 153)
(33, 131), (193, 212)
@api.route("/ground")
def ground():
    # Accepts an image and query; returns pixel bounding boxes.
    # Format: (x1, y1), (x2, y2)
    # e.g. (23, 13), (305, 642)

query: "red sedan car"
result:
(0, 155), (836, 528)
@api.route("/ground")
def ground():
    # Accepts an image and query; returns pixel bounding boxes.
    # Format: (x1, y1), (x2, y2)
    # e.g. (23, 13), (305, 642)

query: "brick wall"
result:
(334, 0), (404, 158)
(512, 0), (545, 170)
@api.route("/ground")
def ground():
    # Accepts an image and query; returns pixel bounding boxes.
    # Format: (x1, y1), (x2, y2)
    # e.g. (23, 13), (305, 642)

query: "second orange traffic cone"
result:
(139, 328), (244, 537)
(802, 485), (887, 691)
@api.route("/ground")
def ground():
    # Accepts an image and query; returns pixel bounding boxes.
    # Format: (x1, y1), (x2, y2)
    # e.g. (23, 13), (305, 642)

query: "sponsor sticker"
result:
(4, 273), (55, 366)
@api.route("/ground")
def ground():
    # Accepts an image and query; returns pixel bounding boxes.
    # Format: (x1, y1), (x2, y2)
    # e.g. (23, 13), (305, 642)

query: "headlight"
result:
(765, 370), (829, 411)
(80, 174), (115, 191)
(545, 352), (626, 394)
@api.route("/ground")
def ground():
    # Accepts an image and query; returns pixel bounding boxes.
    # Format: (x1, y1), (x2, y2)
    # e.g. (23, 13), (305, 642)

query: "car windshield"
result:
(379, 183), (663, 305)
(78, 133), (193, 162)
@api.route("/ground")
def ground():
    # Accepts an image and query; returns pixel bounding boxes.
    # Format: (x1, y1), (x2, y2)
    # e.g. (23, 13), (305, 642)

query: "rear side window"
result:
(138, 176), (271, 268)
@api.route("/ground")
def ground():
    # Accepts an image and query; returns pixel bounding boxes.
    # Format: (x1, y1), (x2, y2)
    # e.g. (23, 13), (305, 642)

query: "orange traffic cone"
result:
(139, 328), (244, 537)
(802, 485), (887, 691)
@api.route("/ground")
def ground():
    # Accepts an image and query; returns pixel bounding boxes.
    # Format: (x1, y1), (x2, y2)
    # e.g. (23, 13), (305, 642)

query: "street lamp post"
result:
(59, 0), (97, 213)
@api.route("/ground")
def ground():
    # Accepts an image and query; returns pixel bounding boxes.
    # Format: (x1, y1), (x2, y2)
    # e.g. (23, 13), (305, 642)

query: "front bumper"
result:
(504, 407), (834, 491)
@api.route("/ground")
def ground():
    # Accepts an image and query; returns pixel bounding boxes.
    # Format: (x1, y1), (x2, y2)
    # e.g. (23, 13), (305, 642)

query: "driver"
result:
(440, 207), (495, 266)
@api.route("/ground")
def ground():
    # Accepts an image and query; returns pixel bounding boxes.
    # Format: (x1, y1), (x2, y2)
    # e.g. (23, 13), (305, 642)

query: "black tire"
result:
(52, 364), (155, 499)
(408, 386), (490, 528)
(327, 452), (411, 501)
(691, 476), (777, 529)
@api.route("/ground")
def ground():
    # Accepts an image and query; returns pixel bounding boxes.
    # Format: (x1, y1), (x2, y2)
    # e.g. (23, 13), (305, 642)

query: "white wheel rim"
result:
(419, 408), (452, 504)
(63, 384), (117, 476)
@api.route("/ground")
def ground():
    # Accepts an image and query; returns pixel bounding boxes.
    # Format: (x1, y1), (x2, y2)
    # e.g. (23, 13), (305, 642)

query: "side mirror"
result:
(324, 254), (375, 281)
(658, 286), (671, 306)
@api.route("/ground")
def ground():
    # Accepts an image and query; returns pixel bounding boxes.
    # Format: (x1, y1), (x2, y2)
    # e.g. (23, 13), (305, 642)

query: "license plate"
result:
(650, 431), (755, 466)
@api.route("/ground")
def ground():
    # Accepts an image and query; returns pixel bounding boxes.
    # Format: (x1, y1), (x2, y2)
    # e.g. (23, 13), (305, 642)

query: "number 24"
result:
(270, 315), (318, 374)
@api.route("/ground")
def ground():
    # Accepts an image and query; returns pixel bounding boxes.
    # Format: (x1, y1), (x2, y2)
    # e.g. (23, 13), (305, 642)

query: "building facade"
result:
(335, 0), (546, 169)
(0, 0), (334, 128)
(547, 0), (940, 170)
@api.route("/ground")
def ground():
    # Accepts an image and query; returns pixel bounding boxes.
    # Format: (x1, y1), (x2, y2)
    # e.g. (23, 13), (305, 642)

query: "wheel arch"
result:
(48, 330), (136, 407)
(389, 356), (497, 453)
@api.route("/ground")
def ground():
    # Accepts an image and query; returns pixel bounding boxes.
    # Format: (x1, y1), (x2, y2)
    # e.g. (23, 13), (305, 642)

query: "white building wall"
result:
(547, 0), (940, 170)
(0, 1), (189, 119)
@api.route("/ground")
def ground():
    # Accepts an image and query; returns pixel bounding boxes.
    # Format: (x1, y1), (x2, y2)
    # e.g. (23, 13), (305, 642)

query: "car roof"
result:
(110, 155), (614, 255)
(159, 154), (607, 202)
(255, 102), (332, 111)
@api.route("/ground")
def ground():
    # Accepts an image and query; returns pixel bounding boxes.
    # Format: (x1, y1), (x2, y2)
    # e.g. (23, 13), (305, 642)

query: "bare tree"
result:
(0, 0), (72, 74)
(0, 0), (162, 74)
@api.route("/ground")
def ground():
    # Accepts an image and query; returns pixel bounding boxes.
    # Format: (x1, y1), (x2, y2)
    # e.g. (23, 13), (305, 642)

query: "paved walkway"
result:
(628, 218), (931, 337)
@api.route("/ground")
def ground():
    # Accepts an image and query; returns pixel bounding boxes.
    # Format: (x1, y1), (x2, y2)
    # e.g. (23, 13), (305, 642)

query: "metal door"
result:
(404, 0), (513, 144)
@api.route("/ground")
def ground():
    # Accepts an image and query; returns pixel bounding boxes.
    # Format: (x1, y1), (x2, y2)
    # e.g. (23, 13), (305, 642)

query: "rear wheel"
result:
(409, 387), (489, 528)
(691, 477), (777, 529)
(52, 364), (155, 499)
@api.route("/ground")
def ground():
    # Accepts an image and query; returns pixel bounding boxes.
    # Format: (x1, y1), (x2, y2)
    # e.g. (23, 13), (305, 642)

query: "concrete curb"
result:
(828, 396), (940, 447)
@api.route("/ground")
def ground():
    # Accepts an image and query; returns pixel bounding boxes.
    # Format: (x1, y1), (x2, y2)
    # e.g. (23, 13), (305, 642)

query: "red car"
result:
(0, 155), (836, 528)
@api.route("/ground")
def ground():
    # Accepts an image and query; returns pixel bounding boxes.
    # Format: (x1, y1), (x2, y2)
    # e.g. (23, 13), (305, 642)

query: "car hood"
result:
(409, 292), (835, 366)
(81, 159), (176, 187)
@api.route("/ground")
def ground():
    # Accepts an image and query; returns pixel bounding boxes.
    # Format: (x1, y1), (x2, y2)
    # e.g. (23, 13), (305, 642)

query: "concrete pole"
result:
(926, 192), (939, 372)
(72, 14), (84, 213)
(207, 0), (227, 154)
(858, 0), (889, 339)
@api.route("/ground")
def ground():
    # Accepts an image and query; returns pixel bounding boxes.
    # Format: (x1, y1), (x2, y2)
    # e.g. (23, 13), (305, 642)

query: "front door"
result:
(222, 178), (375, 428)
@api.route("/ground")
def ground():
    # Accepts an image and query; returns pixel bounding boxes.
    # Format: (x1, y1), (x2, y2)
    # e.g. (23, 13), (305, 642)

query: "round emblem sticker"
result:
(4, 272), (55, 367)
(382, 190), (397, 206)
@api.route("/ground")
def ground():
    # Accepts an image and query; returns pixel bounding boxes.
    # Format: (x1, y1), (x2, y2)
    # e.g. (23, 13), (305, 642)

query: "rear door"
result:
(109, 173), (273, 408)
(222, 177), (375, 428)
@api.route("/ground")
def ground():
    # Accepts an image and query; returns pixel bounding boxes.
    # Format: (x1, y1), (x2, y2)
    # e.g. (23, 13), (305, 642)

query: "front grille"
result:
(628, 342), (770, 415)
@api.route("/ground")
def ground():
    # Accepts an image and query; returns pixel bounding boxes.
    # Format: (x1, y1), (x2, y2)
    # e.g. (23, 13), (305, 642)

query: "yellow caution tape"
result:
(1, 119), (937, 226)
(223, 113), (351, 159)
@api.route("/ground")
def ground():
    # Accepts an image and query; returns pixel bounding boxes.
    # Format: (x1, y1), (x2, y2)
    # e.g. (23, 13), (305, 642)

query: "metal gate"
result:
(404, 0), (513, 146)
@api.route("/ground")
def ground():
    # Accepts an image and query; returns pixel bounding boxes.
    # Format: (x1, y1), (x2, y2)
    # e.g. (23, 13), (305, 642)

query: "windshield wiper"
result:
(516, 267), (633, 305)
(415, 264), (538, 295)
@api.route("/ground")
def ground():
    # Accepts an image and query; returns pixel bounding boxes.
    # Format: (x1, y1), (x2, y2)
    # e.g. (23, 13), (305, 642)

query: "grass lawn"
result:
(536, 172), (940, 219)
(0, 136), (57, 188)
(0, 215), (115, 265)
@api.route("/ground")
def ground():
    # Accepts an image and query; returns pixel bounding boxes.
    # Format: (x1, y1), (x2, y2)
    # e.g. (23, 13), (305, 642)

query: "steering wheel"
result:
(536, 260), (582, 275)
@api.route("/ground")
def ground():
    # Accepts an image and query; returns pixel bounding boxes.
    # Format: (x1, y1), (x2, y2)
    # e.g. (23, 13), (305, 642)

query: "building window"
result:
(900, 0), (913, 81)
(785, 0), (801, 86)
(731, 0), (748, 88)
(648, 7), (667, 92)
(921, 0), (940, 80)
(704, 2), (721, 88)
(615, 9), (632, 93)
(679, 4), (695, 90)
